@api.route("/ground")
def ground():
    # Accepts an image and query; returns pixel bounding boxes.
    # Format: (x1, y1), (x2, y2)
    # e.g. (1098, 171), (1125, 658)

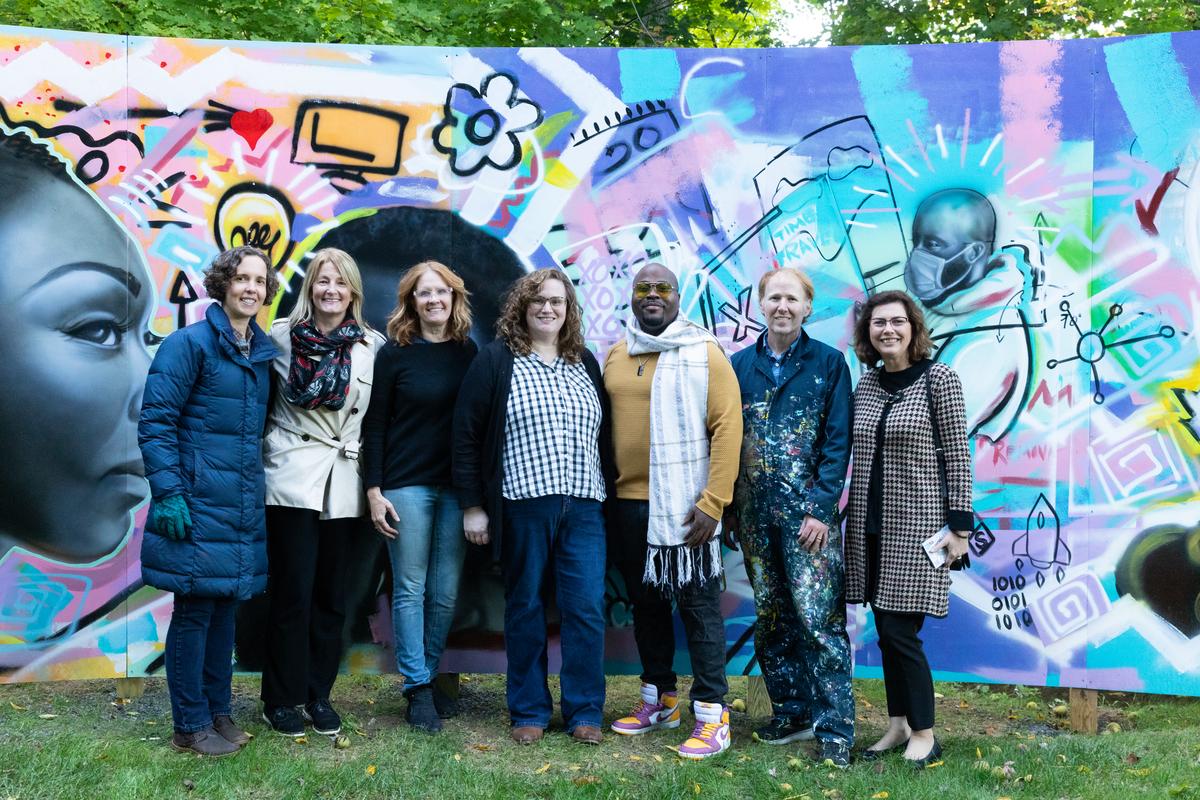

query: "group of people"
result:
(138, 247), (973, 769)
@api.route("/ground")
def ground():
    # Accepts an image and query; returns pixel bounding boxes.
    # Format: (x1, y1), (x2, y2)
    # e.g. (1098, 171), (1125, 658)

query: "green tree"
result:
(804, 0), (1199, 46)
(0, 0), (785, 47)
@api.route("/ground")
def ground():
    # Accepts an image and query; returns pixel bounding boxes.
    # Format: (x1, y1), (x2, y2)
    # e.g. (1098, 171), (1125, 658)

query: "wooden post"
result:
(1068, 687), (1098, 733)
(116, 677), (146, 701)
(747, 675), (771, 719)
(434, 672), (460, 700)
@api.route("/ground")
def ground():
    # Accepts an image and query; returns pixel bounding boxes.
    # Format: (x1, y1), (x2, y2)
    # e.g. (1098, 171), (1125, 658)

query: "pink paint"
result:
(999, 40), (1063, 173)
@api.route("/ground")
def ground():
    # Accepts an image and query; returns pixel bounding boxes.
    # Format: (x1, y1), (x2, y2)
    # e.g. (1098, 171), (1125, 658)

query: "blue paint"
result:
(851, 46), (930, 146)
(1104, 34), (1200, 170)
(685, 72), (753, 124)
(618, 49), (680, 104)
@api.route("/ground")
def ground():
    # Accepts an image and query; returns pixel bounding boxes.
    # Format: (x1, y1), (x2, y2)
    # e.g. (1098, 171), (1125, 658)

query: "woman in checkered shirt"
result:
(844, 290), (974, 768)
(452, 268), (615, 746)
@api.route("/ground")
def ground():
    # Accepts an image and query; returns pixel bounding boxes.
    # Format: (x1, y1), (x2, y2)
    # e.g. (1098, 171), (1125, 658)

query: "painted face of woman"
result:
(0, 167), (153, 562)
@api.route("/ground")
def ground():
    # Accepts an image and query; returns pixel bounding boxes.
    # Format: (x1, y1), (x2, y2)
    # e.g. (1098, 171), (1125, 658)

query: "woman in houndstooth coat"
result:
(844, 290), (973, 768)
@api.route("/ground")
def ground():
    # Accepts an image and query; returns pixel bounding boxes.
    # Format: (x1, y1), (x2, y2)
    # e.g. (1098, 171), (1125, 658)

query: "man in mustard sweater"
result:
(605, 263), (742, 759)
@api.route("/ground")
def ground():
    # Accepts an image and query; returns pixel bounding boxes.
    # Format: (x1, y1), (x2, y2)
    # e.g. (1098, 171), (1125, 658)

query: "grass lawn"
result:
(1, 674), (1199, 800)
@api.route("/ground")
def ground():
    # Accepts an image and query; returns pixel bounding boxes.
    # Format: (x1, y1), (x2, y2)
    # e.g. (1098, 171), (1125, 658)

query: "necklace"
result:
(636, 355), (650, 376)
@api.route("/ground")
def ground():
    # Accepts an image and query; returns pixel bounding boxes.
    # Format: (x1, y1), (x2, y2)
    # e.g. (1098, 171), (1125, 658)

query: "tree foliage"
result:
(806, 0), (1200, 46)
(0, 0), (784, 47)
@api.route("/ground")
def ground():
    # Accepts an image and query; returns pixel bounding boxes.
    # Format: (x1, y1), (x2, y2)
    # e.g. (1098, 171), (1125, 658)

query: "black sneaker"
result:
(404, 685), (442, 733)
(303, 699), (342, 735)
(432, 681), (458, 719)
(262, 705), (305, 737)
(752, 715), (814, 745)
(819, 740), (851, 770)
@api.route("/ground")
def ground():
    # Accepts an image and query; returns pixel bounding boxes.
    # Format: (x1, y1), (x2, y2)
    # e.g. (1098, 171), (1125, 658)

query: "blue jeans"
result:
(501, 495), (606, 732)
(384, 486), (466, 687)
(165, 594), (238, 734)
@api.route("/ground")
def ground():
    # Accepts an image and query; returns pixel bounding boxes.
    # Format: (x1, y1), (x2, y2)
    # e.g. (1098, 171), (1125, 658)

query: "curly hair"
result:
(203, 246), (279, 305)
(496, 268), (586, 363)
(385, 260), (473, 345)
(852, 289), (934, 366)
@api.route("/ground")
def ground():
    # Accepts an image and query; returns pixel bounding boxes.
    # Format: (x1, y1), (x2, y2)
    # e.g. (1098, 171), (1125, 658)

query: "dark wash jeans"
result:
(501, 495), (607, 731)
(165, 594), (238, 734)
(610, 499), (729, 706)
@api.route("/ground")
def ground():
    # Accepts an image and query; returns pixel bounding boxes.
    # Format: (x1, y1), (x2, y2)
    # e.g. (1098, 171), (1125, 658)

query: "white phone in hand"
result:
(922, 525), (952, 568)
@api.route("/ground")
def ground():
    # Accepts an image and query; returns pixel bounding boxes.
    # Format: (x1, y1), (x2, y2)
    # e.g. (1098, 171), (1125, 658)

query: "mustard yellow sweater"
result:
(603, 339), (742, 520)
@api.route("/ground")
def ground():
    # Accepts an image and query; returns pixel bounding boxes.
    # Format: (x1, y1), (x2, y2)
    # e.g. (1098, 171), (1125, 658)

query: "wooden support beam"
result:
(747, 675), (771, 719)
(1068, 687), (1098, 734)
(116, 677), (145, 701)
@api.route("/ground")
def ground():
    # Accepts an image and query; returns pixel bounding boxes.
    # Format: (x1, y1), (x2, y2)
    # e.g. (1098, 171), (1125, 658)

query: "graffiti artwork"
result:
(1, 26), (1198, 694)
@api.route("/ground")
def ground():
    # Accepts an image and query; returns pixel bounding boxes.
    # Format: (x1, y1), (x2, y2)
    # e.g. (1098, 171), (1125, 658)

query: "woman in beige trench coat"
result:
(259, 248), (383, 738)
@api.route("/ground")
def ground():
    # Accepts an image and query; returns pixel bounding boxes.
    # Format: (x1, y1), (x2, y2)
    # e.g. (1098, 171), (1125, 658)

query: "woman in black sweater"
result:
(362, 261), (477, 733)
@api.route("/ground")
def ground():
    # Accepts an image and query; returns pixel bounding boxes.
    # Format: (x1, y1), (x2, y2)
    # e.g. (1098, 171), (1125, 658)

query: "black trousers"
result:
(609, 499), (728, 705)
(261, 506), (352, 708)
(873, 609), (935, 730)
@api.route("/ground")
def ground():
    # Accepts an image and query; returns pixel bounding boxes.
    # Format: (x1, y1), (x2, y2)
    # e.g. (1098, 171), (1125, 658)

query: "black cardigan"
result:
(451, 338), (616, 559)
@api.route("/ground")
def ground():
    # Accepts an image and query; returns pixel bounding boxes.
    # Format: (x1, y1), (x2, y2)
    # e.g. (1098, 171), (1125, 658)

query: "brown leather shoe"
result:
(170, 726), (239, 757)
(510, 726), (544, 744)
(213, 715), (252, 746)
(570, 725), (603, 745)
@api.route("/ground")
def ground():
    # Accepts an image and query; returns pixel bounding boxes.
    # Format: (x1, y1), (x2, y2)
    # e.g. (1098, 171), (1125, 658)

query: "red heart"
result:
(230, 108), (273, 150)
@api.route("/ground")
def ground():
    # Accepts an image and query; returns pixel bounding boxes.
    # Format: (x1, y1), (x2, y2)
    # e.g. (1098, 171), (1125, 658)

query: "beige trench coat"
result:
(262, 320), (383, 519)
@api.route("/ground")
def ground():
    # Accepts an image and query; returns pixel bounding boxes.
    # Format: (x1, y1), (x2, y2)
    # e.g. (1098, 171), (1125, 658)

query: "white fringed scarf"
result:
(626, 319), (724, 591)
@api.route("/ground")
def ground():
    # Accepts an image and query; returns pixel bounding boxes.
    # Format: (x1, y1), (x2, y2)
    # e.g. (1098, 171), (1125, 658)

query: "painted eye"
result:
(67, 319), (123, 347)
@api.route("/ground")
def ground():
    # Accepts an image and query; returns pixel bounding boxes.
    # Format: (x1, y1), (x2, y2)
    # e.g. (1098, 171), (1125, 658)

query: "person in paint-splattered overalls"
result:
(726, 268), (854, 768)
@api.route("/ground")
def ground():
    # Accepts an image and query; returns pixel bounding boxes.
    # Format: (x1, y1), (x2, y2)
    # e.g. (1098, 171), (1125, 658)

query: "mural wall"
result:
(1, 25), (1198, 694)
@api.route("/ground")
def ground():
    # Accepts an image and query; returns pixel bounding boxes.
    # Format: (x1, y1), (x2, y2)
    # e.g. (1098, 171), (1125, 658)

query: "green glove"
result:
(152, 495), (193, 541)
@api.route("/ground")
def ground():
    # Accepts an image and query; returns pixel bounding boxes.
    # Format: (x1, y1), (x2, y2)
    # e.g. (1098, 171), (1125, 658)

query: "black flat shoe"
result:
(860, 739), (908, 761)
(906, 737), (943, 769)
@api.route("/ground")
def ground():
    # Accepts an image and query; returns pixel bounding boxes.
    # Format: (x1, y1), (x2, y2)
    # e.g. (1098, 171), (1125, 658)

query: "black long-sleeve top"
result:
(361, 338), (478, 490)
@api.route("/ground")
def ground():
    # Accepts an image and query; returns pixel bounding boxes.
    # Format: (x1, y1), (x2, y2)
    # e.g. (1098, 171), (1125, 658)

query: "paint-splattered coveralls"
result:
(730, 329), (854, 745)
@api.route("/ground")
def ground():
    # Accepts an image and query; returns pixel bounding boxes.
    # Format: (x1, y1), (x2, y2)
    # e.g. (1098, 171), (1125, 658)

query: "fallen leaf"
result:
(573, 776), (600, 786)
(959, 699), (970, 708)
(366, 765), (377, 776)
(731, 699), (747, 712)
(1056, 754), (1067, 763)
(693, 783), (702, 795)
(366, 698), (374, 704)
(653, 754), (663, 763)
(723, 771), (734, 778)
(1052, 704), (1069, 717)
(125, 710), (139, 716)
(976, 747), (983, 758)
(1025, 701), (1038, 710)
(768, 767), (778, 777)
(535, 763), (551, 774)
(1078, 765), (1092, 774)
(453, 753), (462, 762)
(182, 779), (195, 791)
(1124, 752), (1141, 765)
(9, 702), (26, 711)
(1126, 767), (1152, 777)
(780, 783), (793, 791)
(1106, 722), (1122, 734)
(862, 699), (873, 708)
(629, 755), (642, 762)
(568, 765), (581, 772)
(471, 743), (493, 752)
(787, 758), (803, 768)
(333, 735), (350, 750)
(37, 714), (58, 720)
(933, 692), (945, 699)
(871, 793), (889, 799)
(294, 736), (308, 744)
(926, 760), (944, 769)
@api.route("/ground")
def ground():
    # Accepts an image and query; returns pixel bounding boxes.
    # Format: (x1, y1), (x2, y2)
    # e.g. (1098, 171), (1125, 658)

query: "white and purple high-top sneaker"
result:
(610, 682), (681, 735)
(677, 701), (731, 760)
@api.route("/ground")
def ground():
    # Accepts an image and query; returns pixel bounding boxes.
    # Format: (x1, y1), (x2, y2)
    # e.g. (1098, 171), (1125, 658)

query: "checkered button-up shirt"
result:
(501, 352), (606, 502)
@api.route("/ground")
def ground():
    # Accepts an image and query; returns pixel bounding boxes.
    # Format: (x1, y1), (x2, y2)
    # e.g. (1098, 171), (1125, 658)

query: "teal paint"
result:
(1104, 34), (1200, 170)
(618, 49), (681, 104)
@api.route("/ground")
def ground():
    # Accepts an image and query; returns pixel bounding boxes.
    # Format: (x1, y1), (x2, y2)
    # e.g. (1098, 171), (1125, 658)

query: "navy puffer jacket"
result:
(138, 303), (279, 599)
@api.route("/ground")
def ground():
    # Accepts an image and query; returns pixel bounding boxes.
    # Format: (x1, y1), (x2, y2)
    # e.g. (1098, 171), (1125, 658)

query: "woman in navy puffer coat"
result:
(138, 246), (279, 757)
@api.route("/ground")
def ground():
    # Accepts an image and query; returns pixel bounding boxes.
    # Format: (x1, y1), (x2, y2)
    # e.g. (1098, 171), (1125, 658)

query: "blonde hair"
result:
(757, 267), (814, 303)
(287, 248), (370, 331)
(385, 261), (473, 345)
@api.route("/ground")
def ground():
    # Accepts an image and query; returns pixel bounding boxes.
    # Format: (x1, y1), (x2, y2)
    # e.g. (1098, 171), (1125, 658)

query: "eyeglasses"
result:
(529, 296), (567, 309)
(633, 281), (675, 299)
(870, 317), (910, 330)
(415, 288), (452, 300)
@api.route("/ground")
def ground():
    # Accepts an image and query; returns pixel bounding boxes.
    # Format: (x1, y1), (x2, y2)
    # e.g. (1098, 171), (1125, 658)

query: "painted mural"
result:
(0, 25), (1198, 695)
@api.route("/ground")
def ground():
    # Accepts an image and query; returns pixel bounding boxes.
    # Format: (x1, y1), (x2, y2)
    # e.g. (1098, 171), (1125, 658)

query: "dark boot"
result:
(432, 681), (458, 719)
(404, 685), (442, 733)
(212, 715), (251, 746)
(170, 726), (240, 757)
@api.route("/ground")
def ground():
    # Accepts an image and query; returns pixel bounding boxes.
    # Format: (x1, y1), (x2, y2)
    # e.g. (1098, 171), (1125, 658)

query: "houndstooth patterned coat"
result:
(844, 361), (973, 618)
